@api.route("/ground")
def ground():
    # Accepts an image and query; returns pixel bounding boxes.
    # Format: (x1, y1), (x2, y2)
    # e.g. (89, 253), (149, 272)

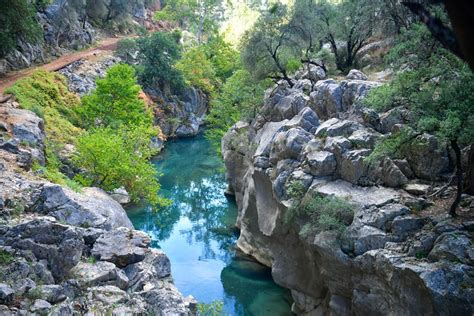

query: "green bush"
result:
(197, 300), (225, 316)
(286, 182), (354, 236)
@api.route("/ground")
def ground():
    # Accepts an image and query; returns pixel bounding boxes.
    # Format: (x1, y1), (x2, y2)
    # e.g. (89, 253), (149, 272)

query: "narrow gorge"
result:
(0, 0), (473, 315)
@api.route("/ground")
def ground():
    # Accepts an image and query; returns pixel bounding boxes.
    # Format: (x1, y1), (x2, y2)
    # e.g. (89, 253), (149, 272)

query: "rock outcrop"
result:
(222, 68), (473, 315)
(0, 98), (196, 315)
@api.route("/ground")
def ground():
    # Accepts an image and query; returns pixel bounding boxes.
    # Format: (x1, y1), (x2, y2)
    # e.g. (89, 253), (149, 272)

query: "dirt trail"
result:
(0, 36), (131, 94)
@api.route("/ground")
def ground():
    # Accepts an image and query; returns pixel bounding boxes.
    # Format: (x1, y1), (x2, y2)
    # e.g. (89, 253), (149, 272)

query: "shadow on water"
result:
(127, 133), (293, 315)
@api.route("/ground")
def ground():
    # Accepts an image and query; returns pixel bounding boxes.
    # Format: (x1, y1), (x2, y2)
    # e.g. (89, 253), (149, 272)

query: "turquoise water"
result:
(127, 134), (293, 316)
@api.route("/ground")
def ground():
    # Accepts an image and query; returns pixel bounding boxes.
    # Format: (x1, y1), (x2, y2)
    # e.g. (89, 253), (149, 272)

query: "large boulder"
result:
(0, 218), (83, 280)
(32, 184), (133, 230)
(91, 228), (151, 268)
(346, 69), (368, 80)
(310, 80), (343, 120)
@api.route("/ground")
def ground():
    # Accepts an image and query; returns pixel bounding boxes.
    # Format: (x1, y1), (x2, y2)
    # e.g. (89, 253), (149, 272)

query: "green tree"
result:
(79, 64), (153, 128)
(176, 46), (217, 95)
(241, 3), (301, 86)
(73, 125), (166, 205)
(0, 0), (43, 58)
(205, 69), (271, 151)
(365, 23), (474, 216)
(136, 31), (185, 94)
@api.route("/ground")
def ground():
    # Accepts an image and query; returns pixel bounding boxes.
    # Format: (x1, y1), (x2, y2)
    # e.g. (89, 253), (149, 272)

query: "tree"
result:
(79, 64), (153, 128)
(73, 125), (166, 205)
(0, 0), (42, 58)
(205, 69), (271, 151)
(136, 31), (185, 94)
(176, 46), (217, 95)
(241, 3), (301, 86)
(365, 23), (474, 216)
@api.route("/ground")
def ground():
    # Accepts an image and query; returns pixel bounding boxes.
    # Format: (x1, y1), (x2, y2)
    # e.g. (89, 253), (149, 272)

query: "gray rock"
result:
(124, 249), (172, 292)
(428, 232), (473, 264)
(406, 134), (450, 180)
(378, 106), (412, 134)
(391, 215), (428, 239)
(306, 65), (326, 82)
(32, 184), (133, 230)
(254, 121), (287, 157)
(315, 118), (362, 138)
(310, 80), (343, 120)
(269, 128), (312, 164)
(346, 69), (368, 80)
(71, 261), (129, 290)
(293, 79), (313, 94)
(1, 218), (83, 280)
(404, 183), (431, 196)
(369, 158), (409, 188)
(343, 225), (389, 256)
(341, 80), (380, 110)
(348, 128), (381, 148)
(109, 187), (131, 205)
(356, 204), (411, 231)
(91, 228), (151, 268)
(37, 285), (66, 304)
(305, 151), (337, 177)
(0, 284), (14, 305)
(30, 299), (51, 313)
(284, 107), (320, 134)
(87, 285), (127, 305)
(339, 149), (371, 184)
(273, 92), (309, 121)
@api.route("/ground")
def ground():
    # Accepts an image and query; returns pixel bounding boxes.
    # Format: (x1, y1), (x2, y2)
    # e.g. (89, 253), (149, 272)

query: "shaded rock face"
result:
(222, 73), (472, 315)
(0, 98), (195, 315)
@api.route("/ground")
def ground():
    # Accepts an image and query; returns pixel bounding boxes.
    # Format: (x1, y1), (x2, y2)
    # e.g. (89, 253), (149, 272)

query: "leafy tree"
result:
(365, 23), (474, 216)
(205, 69), (271, 151)
(176, 46), (217, 95)
(79, 64), (153, 128)
(136, 32), (185, 94)
(154, 0), (223, 43)
(203, 35), (240, 83)
(241, 3), (301, 86)
(0, 0), (43, 58)
(73, 125), (166, 205)
(115, 38), (139, 64)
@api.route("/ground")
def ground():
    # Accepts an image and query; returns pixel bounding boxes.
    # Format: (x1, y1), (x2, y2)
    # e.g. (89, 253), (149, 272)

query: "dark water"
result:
(127, 134), (293, 315)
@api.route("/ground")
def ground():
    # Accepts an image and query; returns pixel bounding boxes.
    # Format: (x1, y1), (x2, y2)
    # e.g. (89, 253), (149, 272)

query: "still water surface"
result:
(127, 134), (293, 315)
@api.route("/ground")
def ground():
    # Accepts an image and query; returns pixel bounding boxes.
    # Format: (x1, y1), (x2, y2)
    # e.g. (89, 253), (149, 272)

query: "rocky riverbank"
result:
(222, 66), (474, 315)
(0, 97), (196, 314)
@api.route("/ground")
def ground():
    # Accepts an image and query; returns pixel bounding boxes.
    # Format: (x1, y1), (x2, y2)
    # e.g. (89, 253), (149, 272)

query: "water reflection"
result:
(127, 134), (292, 315)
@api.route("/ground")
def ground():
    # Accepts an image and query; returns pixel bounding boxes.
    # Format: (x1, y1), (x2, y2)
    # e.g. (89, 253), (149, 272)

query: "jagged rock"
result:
(369, 158), (409, 188)
(428, 232), (473, 265)
(0, 284), (14, 305)
(36, 284), (67, 304)
(378, 106), (412, 134)
(310, 80), (343, 120)
(355, 204), (411, 231)
(293, 79), (313, 94)
(323, 136), (353, 157)
(124, 249), (171, 292)
(315, 118), (362, 138)
(91, 228), (151, 268)
(305, 151), (337, 177)
(348, 128), (381, 148)
(405, 134), (450, 180)
(87, 285), (128, 305)
(30, 299), (52, 313)
(272, 91), (309, 121)
(404, 183), (431, 196)
(339, 149), (371, 184)
(346, 69), (368, 80)
(32, 184), (133, 230)
(109, 187), (131, 205)
(393, 159), (415, 179)
(71, 261), (129, 290)
(341, 80), (380, 110)
(283, 107), (320, 134)
(269, 128), (312, 164)
(306, 65), (327, 82)
(342, 225), (389, 256)
(1, 218), (83, 280)
(391, 215), (429, 239)
(254, 121), (287, 157)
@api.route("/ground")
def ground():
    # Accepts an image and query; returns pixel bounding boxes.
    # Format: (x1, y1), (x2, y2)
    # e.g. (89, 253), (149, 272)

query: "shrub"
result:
(197, 300), (224, 316)
(286, 181), (354, 236)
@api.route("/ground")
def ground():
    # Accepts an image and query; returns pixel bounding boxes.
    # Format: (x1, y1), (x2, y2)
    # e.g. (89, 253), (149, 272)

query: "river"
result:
(127, 133), (293, 315)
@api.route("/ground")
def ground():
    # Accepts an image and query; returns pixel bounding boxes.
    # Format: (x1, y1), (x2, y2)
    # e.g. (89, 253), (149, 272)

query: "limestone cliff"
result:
(0, 97), (196, 314)
(222, 66), (473, 315)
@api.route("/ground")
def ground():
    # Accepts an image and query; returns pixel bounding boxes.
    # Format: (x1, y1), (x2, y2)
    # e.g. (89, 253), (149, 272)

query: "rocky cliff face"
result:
(222, 66), (474, 315)
(0, 98), (195, 315)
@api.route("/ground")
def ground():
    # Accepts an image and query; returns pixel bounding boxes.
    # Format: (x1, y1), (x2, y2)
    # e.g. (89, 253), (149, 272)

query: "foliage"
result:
(0, 0), (43, 58)
(197, 300), (225, 316)
(0, 249), (14, 265)
(5, 70), (83, 189)
(154, 0), (223, 43)
(285, 182), (354, 236)
(176, 46), (217, 94)
(135, 32), (185, 94)
(79, 64), (153, 128)
(115, 38), (139, 64)
(205, 69), (271, 151)
(73, 125), (167, 206)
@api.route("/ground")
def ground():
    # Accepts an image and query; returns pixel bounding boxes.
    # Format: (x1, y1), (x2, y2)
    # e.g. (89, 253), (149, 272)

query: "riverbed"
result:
(127, 133), (293, 315)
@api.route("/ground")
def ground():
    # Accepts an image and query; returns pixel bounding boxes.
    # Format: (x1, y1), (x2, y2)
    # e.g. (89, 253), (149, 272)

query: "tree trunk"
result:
(450, 139), (463, 217)
(465, 144), (474, 194)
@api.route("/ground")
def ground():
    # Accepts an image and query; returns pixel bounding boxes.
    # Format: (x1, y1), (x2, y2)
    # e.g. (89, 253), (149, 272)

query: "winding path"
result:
(0, 37), (130, 94)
